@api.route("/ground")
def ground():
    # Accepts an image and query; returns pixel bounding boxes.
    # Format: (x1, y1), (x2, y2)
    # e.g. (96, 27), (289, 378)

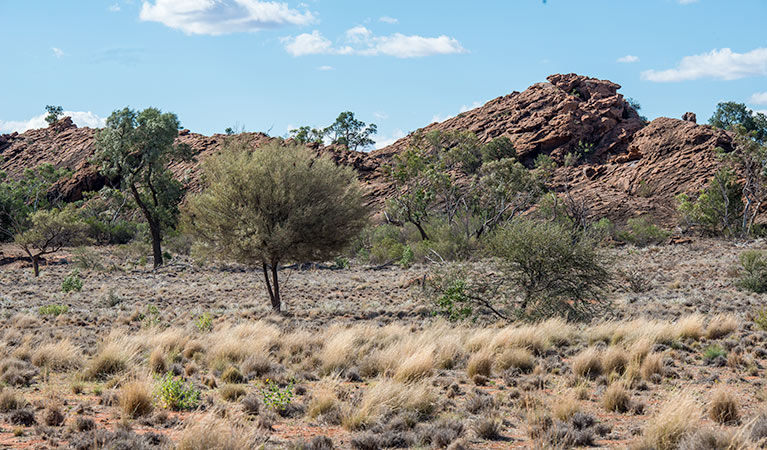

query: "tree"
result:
(93, 107), (192, 268)
(489, 219), (611, 321)
(14, 207), (87, 276)
(289, 125), (325, 145)
(709, 102), (767, 144)
(0, 164), (70, 242)
(45, 105), (63, 126)
(677, 167), (744, 236)
(324, 111), (377, 151)
(182, 141), (369, 312)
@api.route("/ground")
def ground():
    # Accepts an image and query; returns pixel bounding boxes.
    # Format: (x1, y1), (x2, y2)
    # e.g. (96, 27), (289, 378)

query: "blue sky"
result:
(1, 0), (765, 148)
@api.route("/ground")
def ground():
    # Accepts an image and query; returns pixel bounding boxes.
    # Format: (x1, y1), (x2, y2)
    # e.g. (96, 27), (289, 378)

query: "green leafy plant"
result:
(433, 277), (474, 322)
(61, 269), (83, 293)
(703, 344), (726, 362)
(260, 378), (294, 413)
(38, 304), (69, 316)
(738, 250), (767, 293)
(156, 373), (200, 411)
(617, 217), (670, 247)
(399, 245), (414, 268)
(753, 308), (767, 331)
(333, 256), (349, 269)
(140, 304), (161, 328)
(195, 312), (213, 332)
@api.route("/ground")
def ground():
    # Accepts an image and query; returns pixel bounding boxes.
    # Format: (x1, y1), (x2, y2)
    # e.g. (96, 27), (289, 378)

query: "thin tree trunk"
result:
(414, 222), (429, 241)
(149, 220), (163, 268)
(32, 255), (39, 277)
(271, 264), (281, 312)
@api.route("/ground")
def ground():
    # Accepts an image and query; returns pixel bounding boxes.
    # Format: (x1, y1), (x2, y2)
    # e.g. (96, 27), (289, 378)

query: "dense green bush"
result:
(677, 168), (743, 237)
(737, 250), (767, 293)
(617, 217), (670, 246)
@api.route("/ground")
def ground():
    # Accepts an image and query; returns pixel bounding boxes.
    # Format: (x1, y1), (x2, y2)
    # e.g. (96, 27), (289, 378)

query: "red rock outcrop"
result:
(0, 74), (735, 226)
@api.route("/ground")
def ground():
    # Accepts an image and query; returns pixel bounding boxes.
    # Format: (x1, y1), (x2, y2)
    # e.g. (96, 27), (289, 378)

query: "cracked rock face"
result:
(1, 74), (734, 226)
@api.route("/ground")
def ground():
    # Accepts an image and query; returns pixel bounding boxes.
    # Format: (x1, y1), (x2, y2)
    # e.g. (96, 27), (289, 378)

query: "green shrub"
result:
(195, 313), (213, 332)
(753, 308), (767, 331)
(617, 217), (670, 247)
(738, 250), (767, 293)
(490, 219), (611, 321)
(38, 304), (69, 316)
(676, 168), (744, 236)
(432, 276), (474, 322)
(73, 247), (103, 270)
(156, 373), (200, 410)
(399, 245), (414, 268)
(260, 379), (294, 413)
(61, 270), (83, 293)
(703, 345), (726, 361)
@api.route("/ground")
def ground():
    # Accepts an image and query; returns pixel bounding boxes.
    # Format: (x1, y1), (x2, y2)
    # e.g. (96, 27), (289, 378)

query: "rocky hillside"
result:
(0, 73), (733, 225)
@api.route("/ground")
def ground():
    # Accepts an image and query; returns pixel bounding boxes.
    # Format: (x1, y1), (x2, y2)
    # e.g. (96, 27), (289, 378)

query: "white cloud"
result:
(0, 111), (106, 134)
(642, 47), (767, 82)
(431, 113), (453, 123)
(282, 28), (466, 58)
(52, 47), (64, 58)
(459, 101), (482, 113)
(617, 54), (639, 63)
(139, 0), (315, 35)
(749, 92), (767, 105)
(756, 109), (767, 116)
(373, 111), (388, 120)
(109, 3), (121, 12)
(317, 65), (334, 71)
(374, 128), (405, 149)
(678, 0), (699, 4)
(379, 16), (398, 24)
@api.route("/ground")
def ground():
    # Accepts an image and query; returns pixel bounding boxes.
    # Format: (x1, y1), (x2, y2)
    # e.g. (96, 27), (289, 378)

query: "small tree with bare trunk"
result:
(14, 207), (87, 276)
(182, 141), (369, 312)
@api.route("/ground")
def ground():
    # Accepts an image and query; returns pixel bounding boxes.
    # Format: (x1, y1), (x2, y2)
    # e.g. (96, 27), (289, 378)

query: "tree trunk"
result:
(32, 255), (40, 277)
(149, 220), (163, 268)
(414, 222), (429, 241)
(262, 263), (281, 312)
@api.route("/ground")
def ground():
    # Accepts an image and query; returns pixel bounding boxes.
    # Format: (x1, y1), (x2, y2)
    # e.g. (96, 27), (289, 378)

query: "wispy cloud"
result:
(108, 3), (121, 12)
(749, 92), (767, 105)
(0, 110), (105, 134)
(617, 54), (639, 63)
(91, 48), (145, 66)
(317, 65), (334, 71)
(139, 0), (315, 35)
(379, 16), (398, 24)
(283, 27), (466, 58)
(52, 47), (64, 58)
(678, 0), (699, 4)
(375, 128), (405, 149)
(642, 47), (767, 82)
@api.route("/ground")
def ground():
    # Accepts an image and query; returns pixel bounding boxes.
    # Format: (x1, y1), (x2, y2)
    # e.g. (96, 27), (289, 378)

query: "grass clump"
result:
(705, 314), (738, 340)
(572, 348), (603, 379)
(496, 348), (535, 373)
(602, 383), (631, 413)
(61, 269), (84, 293)
(120, 380), (154, 418)
(638, 392), (700, 450)
(708, 389), (739, 425)
(703, 344), (726, 362)
(38, 304), (69, 316)
(466, 351), (493, 378)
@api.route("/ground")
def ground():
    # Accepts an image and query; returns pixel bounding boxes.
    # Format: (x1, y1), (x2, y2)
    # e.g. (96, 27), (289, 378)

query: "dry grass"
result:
(639, 392), (700, 450)
(603, 383), (631, 413)
(602, 345), (628, 375)
(675, 314), (704, 340)
(572, 348), (603, 379)
(496, 348), (535, 373)
(393, 345), (434, 382)
(177, 415), (265, 450)
(120, 380), (154, 418)
(706, 314), (739, 340)
(30, 340), (82, 371)
(343, 379), (434, 430)
(307, 386), (339, 419)
(640, 353), (664, 381)
(467, 351), (493, 378)
(552, 392), (581, 421)
(149, 348), (167, 374)
(709, 389), (740, 425)
(84, 333), (140, 380)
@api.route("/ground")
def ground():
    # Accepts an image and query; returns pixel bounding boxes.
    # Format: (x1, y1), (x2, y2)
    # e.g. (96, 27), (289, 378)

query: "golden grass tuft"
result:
(393, 346), (434, 382)
(640, 353), (664, 381)
(705, 314), (738, 340)
(602, 345), (628, 375)
(708, 389), (739, 425)
(120, 380), (154, 418)
(572, 348), (603, 379)
(675, 314), (704, 340)
(148, 348), (167, 374)
(343, 379), (434, 430)
(496, 348), (535, 373)
(31, 340), (82, 371)
(639, 391), (700, 450)
(467, 351), (493, 378)
(84, 333), (140, 380)
(177, 415), (264, 450)
(552, 392), (581, 421)
(602, 383), (631, 413)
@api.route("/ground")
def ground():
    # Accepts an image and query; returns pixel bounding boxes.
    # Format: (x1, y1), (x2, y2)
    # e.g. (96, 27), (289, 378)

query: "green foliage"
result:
(183, 140), (369, 311)
(141, 304), (161, 328)
(431, 270), (474, 322)
(709, 102), (767, 144)
(260, 378), (294, 412)
(289, 125), (325, 145)
(0, 164), (71, 242)
(78, 188), (141, 245)
(45, 105), (63, 126)
(481, 137), (516, 163)
(38, 304), (69, 316)
(753, 308), (767, 331)
(737, 250), (767, 294)
(703, 344), (726, 361)
(195, 312), (213, 332)
(93, 107), (192, 267)
(323, 111), (377, 150)
(676, 168), (744, 237)
(61, 269), (83, 293)
(399, 245), (414, 268)
(333, 255), (349, 269)
(14, 206), (88, 276)
(156, 373), (200, 411)
(617, 217), (670, 247)
(489, 219), (611, 321)
(73, 246), (103, 271)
